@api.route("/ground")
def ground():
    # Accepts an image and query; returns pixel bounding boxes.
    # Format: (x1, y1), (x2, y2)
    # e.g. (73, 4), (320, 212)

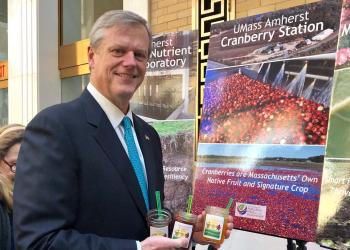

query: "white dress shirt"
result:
(87, 83), (148, 185)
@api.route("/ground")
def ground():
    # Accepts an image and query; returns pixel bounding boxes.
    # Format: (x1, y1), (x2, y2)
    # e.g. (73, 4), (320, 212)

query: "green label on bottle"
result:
(203, 214), (224, 240)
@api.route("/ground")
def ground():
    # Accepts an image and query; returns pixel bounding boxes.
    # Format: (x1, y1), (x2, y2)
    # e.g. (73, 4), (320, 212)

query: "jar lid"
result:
(176, 211), (197, 223)
(147, 208), (172, 225)
(205, 206), (229, 217)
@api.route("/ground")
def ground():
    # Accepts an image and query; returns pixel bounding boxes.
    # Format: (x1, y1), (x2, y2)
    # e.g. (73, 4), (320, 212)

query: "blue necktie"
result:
(122, 116), (149, 211)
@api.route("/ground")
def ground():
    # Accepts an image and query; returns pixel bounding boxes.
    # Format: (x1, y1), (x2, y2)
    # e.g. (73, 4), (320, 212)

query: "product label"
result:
(150, 226), (168, 237)
(172, 221), (193, 247)
(235, 202), (267, 220)
(203, 214), (224, 240)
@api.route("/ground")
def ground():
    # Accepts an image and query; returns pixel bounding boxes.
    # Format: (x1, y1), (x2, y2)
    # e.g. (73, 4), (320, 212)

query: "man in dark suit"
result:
(13, 10), (233, 250)
(13, 10), (190, 250)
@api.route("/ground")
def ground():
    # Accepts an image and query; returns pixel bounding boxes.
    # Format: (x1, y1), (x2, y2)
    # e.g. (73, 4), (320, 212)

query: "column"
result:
(123, 0), (149, 21)
(8, 0), (60, 125)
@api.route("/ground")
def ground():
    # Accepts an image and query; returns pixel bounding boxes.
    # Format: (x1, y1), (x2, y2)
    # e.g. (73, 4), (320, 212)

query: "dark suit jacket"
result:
(0, 202), (13, 250)
(13, 90), (165, 250)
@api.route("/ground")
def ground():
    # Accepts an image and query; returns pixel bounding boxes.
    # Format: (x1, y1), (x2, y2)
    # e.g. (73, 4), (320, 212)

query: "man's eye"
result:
(135, 52), (147, 62)
(113, 49), (125, 56)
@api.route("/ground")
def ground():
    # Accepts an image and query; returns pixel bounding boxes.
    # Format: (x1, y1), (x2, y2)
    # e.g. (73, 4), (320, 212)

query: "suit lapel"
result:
(133, 114), (158, 210)
(81, 90), (148, 217)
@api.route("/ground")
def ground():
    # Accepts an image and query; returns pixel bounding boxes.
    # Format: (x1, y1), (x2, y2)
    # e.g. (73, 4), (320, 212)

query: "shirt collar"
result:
(87, 83), (134, 129)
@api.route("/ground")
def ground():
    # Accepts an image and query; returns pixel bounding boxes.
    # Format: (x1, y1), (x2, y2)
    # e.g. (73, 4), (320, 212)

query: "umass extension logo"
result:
(236, 204), (248, 215)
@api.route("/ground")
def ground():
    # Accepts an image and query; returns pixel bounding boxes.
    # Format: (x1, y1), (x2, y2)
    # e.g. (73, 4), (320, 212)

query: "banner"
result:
(150, 120), (194, 212)
(193, 0), (342, 242)
(131, 31), (197, 213)
(131, 31), (197, 121)
(316, 0), (350, 249)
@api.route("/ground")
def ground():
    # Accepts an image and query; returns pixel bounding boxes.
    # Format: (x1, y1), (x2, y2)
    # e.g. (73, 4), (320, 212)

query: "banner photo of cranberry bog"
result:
(131, 31), (197, 213)
(316, 0), (350, 249)
(192, 0), (343, 242)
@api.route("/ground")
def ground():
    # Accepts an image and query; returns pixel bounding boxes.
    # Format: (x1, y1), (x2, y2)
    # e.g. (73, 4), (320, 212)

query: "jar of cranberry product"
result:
(147, 208), (172, 237)
(201, 206), (229, 244)
(171, 211), (197, 249)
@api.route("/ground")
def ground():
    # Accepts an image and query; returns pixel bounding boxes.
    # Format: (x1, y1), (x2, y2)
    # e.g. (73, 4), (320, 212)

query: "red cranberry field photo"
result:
(199, 57), (334, 145)
(192, 144), (324, 242)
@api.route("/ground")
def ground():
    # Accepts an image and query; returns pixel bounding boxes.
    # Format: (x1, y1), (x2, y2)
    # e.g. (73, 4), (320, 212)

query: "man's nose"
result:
(122, 51), (137, 66)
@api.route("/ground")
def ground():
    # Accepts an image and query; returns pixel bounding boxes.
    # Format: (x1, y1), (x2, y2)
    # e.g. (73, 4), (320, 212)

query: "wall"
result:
(235, 0), (321, 18)
(150, 0), (193, 34)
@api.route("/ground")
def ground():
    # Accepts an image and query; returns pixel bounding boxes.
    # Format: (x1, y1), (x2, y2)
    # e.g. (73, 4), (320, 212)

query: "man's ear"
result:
(88, 46), (95, 69)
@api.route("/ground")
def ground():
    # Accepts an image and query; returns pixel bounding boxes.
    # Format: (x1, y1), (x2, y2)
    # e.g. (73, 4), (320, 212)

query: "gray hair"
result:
(89, 10), (152, 54)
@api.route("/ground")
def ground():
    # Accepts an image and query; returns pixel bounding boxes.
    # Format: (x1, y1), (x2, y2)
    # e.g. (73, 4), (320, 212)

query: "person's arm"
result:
(13, 111), (138, 250)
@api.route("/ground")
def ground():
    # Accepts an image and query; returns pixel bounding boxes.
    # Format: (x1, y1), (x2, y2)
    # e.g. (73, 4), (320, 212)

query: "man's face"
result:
(88, 24), (149, 112)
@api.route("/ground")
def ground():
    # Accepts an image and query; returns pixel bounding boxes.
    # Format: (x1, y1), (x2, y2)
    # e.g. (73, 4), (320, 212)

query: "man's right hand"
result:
(141, 236), (189, 250)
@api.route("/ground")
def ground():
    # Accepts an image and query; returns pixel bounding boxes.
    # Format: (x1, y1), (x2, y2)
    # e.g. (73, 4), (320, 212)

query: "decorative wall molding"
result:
(195, 0), (229, 150)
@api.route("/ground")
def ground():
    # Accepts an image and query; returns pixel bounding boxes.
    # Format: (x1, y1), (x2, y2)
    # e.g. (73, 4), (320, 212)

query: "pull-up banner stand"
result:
(193, 0), (343, 246)
(316, 0), (350, 249)
(131, 31), (197, 213)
